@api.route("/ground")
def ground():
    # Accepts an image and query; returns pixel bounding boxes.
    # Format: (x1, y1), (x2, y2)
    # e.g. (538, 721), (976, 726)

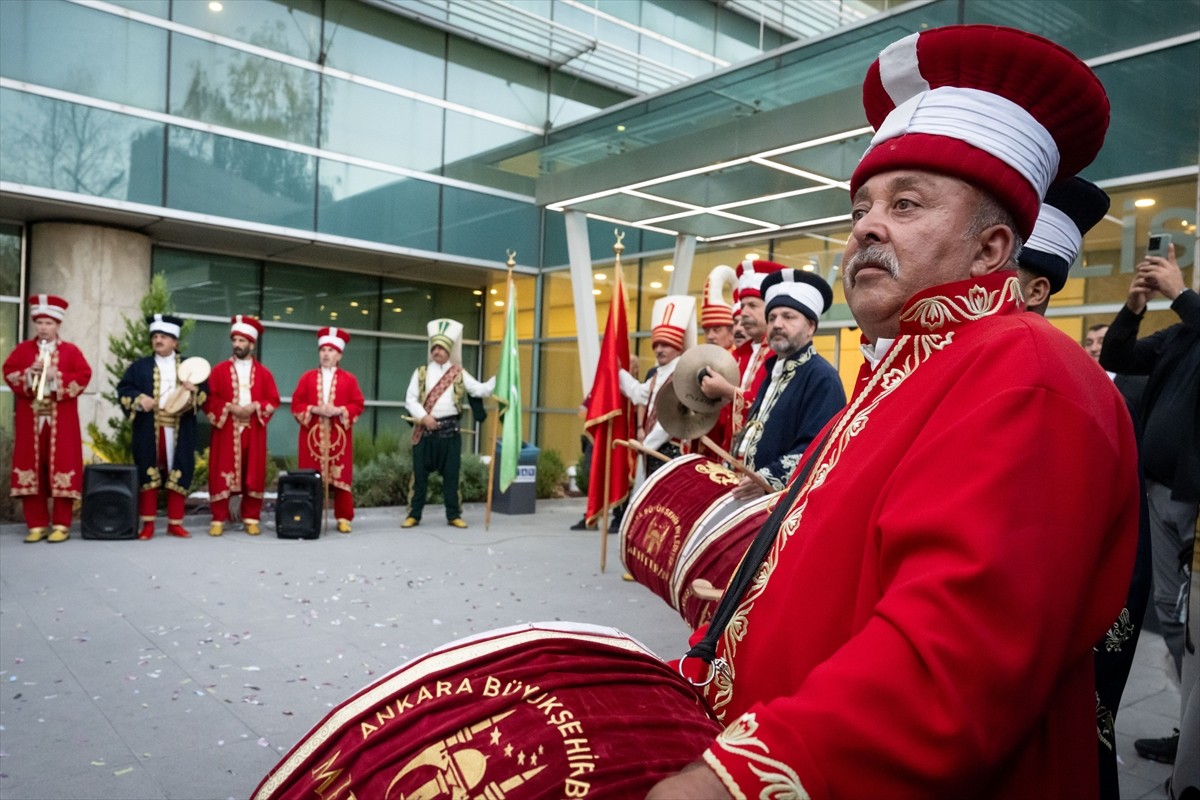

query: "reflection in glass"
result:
(166, 127), (316, 228)
(170, 35), (319, 147)
(0, 225), (22, 298)
(262, 263), (379, 328)
(0, 91), (164, 205)
(171, 0), (322, 62)
(155, 249), (263, 317)
(317, 160), (439, 250)
(0, 1), (167, 111)
(441, 186), (539, 264)
(321, 77), (444, 170)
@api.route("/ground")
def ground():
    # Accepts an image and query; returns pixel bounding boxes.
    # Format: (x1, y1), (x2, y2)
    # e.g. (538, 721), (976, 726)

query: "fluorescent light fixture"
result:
(1134, 198), (1156, 207)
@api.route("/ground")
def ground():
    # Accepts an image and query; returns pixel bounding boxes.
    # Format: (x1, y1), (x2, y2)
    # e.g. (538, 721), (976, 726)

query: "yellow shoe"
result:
(24, 527), (48, 543)
(336, 519), (352, 534)
(622, 572), (636, 582)
(401, 517), (419, 528)
(448, 518), (468, 529)
(208, 521), (224, 537)
(244, 521), (261, 536)
(47, 526), (70, 543)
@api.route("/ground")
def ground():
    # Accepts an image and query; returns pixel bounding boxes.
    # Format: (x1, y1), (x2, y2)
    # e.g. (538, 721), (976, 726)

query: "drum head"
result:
(177, 356), (211, 385)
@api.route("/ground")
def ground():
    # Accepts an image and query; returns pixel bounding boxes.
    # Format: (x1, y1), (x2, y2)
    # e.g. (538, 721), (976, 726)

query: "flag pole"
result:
(485, 254), (517, 530)
(600, 416), (613, 573)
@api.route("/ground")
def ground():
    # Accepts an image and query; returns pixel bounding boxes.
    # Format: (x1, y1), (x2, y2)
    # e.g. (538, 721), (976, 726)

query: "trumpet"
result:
(33, 345), (52, 403)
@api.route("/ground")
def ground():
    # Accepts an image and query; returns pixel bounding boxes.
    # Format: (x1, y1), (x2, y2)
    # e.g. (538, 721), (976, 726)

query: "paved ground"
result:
(0, 499), (1181, 799)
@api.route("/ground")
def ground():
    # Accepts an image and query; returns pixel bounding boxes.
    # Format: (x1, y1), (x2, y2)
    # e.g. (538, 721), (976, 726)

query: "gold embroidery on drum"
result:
(695, 460), (739, 485)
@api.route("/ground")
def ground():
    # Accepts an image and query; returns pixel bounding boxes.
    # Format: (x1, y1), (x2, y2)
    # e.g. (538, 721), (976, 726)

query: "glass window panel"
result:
(541, 271), (583, 338)
(0, 303), (20, 391)
(378, 338), (430, 408)
(442, 112), (538, 193)
(547, 73), (629, 128)
(482, 274), (537, 341)
(0, 91), (164, 206)
(0, 224), (22, 298)
(317, 161), (440, 251)
(0, 1), (167, 111)
(166, 127), (315, 228)
(380, 282), (439, 337)
(179, 318), (232, 369)
(108, 1), (170, 17)
(170, 35), (319, 147)
(321, 76), (445, 170)
(441, 187), (539, 264)
(154, 248), (262, 317)
(964, 0), (1200, 60)
(1088, 44), (1200, 181)
(262, 263), (379, 329)
(538, 340), (585, 410)
(0, 383), (13, 436)
(445, 38), (547, 127)
(321, 2), (446, 96)
(171, 0), (322, 61)
(537, 410), (585, 475)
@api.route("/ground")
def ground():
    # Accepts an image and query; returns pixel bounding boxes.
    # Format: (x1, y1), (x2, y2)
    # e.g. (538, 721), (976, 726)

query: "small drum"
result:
(161, 356), (211, 415)
(672, 492), (773, 629)
(619, 454), (740, 608)
(253, 622), (720, 800)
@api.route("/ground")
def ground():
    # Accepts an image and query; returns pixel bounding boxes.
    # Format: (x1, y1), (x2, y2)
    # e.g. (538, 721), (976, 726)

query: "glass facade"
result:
(1, 0), (1197, 474)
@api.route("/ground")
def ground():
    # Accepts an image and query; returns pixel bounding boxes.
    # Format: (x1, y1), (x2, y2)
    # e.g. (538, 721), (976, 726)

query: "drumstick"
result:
(699, 435), (774, 495)
(614, 438), (670, 463)
(691, 578), (724, 602)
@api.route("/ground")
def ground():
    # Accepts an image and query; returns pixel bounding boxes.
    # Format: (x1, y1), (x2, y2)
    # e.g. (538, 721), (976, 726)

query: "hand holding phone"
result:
(1146, 233), (1172, 259)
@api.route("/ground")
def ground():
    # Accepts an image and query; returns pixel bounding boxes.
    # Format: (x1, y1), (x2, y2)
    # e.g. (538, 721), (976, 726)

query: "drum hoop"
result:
(618, 453), (709, 572)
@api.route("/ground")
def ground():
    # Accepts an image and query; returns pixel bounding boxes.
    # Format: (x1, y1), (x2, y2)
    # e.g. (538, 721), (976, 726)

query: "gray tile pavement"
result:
(0, 499), (1182, 799)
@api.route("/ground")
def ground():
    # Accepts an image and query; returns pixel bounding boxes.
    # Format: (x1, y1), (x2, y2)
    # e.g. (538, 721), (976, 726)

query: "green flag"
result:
(496, 277), (522, 492)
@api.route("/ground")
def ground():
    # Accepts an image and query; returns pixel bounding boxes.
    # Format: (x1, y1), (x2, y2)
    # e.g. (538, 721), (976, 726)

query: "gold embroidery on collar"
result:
(901, 276), (1021, 331)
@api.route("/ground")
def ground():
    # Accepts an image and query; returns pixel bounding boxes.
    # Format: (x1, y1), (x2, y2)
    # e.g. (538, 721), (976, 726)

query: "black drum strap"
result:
(684, 426), (834, 671)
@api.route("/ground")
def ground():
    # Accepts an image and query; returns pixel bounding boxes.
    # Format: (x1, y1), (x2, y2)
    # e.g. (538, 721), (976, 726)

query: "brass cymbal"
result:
(673, 343), (738, 413)
(655, 383), (719, 440)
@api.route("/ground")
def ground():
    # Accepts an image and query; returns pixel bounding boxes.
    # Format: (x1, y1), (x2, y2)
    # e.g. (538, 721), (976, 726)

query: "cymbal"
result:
(655, 384), (718, 440)
(673, 343), (738, 413)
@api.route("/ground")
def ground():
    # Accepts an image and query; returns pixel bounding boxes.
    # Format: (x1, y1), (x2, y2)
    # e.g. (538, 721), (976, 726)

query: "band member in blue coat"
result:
(732, 268), (845, 499)
(118, 314), (208, 540)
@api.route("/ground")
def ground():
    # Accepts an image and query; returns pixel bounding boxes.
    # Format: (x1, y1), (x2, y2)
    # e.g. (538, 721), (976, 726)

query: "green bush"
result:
(350, 445), (487, 509)
(574, 448), (591, 497)
(536, 449), (566, 499)
(0, 427), (19, 523)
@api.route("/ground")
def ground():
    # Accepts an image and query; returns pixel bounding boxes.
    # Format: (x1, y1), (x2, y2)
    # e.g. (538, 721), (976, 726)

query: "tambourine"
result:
(161, 356), (210, 415)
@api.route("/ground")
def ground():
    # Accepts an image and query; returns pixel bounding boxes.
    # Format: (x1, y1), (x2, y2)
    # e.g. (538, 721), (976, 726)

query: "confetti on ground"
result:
(114, 767), (134, 776)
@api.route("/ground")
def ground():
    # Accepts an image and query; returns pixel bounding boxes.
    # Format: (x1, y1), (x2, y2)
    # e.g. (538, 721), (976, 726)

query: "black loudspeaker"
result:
(81, 464), (139, 540)
(276, 470), (323, 539)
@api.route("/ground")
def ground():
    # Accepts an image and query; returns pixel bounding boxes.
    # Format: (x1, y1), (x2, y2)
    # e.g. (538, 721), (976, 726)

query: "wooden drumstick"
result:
(691, 578), (724, 602)
(614, 438), (671, 463)
(699, 435), (774, 495)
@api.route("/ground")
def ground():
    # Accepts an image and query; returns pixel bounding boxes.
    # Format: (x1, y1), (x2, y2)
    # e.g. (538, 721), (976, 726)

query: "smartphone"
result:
(1147, 233), (1172, 258)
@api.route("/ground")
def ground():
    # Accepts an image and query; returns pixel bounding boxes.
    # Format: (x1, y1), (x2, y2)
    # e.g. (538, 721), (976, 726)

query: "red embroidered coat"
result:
(731, 339), (770, 438)
(4, 338), (91, 498)
(204, 358), (281, 501)
(701, 273), (1139, 799)
(291, 368), (364, 492)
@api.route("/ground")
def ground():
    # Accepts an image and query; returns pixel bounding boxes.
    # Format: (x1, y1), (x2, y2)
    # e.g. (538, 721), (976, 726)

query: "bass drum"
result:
(671, 492), (774, 629)
(253, 622), (721, 800)
(618, 454), (740, 609)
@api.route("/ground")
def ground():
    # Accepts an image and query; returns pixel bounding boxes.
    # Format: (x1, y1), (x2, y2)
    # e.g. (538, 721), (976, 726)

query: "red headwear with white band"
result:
(650, 295), (697, 352)
(851, 25), (1109, 238)
(29, 294), (68, 322)
(230, 314), (264, 342)
(735, 260), (785, 300)
(317, 326), (349, 353)
(700, 265), (737, 329)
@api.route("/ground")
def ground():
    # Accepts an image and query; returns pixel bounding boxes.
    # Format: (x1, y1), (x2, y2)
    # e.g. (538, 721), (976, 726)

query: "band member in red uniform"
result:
(697, 259), (784, 440)
(4, 295), (91, 543)
(205, 315), (280, 537)
(652, 25), (1138, 799)
(697, 266), (738, 455)
(118, 314), (207, 540)
(291, 327), (364, 533)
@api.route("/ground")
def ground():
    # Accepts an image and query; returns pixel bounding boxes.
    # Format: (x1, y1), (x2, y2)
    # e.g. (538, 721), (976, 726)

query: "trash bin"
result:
(491, 442), (538, 514)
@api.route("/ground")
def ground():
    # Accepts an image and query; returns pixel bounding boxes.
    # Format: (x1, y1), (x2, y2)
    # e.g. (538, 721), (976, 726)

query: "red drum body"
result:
(672, 493), (773, 629)
(253, 622), (720, 800)
(619, 455), (740, 606)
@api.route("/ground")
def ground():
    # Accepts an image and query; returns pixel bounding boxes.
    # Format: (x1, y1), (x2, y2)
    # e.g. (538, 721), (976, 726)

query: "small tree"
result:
(87, 274), (193, 463)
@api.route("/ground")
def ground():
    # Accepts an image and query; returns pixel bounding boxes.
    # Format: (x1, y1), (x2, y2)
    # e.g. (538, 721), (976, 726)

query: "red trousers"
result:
(21, 423), (74, 529)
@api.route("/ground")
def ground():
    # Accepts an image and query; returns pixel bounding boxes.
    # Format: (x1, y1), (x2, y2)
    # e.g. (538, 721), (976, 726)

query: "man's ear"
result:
(970, 224), (1017, 276)
(1024, 275), (1052, 311)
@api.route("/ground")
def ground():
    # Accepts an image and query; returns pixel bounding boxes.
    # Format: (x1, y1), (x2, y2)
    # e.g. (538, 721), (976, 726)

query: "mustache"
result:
(845, 245), (900, 286)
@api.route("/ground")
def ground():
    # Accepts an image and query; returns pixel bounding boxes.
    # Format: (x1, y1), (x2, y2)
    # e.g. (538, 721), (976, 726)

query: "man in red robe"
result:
(205, 315), (280, 537)
(4, 294), (91, 543)
(651, 25), (1139, 800)
(291, 327), (364, 533)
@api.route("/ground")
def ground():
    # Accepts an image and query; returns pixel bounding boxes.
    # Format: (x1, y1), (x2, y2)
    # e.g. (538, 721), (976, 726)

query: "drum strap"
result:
(684, 424), (835, 673)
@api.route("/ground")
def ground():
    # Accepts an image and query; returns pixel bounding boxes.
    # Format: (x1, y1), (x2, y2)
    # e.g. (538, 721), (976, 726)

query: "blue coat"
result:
(739, 344), (845, 489)
(117, 354), (208, 493)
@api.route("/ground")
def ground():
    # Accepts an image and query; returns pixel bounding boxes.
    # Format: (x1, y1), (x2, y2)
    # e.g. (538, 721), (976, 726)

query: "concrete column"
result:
(564, 211), (600, 396)
(28, 223), (151, 453)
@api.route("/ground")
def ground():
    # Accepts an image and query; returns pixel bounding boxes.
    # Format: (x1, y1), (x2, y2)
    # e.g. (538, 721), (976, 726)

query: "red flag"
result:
(585, 261), (634, 524)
